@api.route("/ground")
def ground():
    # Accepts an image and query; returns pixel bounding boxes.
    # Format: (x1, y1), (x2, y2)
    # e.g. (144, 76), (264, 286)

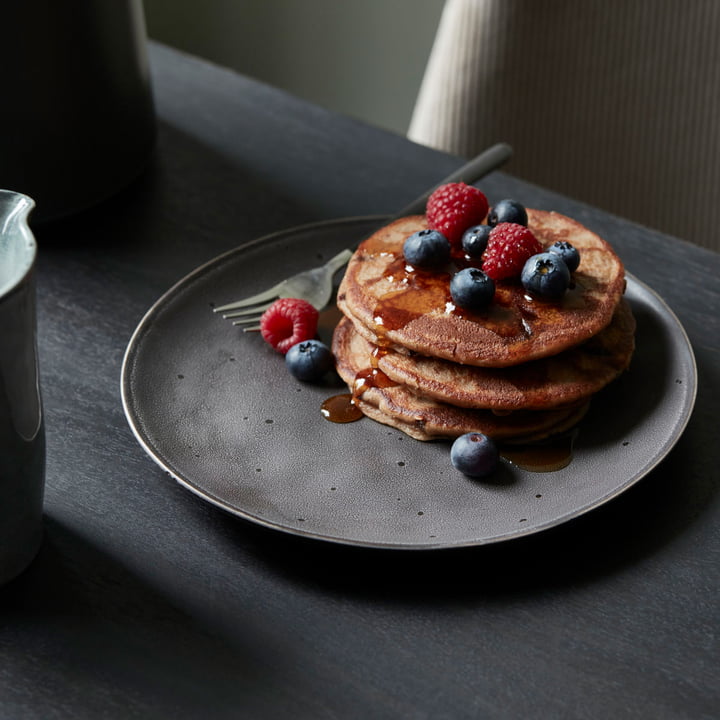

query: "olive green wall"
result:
(143, 0), (445, 136)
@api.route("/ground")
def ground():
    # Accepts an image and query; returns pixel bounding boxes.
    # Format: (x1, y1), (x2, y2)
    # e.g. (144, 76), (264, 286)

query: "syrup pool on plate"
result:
(499, 430), (576, 472)
(320, 393), (363, 423)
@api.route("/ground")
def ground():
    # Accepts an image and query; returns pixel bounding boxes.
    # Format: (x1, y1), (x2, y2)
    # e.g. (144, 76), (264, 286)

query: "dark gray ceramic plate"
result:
(121, 217), (697, 549)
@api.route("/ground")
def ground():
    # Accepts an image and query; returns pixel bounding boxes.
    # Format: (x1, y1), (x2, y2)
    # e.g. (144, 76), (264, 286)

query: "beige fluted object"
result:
(409, 0), (720, 250)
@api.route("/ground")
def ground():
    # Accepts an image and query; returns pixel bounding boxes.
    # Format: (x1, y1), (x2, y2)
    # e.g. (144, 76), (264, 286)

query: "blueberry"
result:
(488, 199), (528, 227)
(547, 240), (580, 272)
(451, 432), (499, 477)
(450, 267), (495, 311)
(403, 229), (451, 269)
(285, 339), (334, 382)
(461, 224), (491, 257)
(521, 252), (571, 299)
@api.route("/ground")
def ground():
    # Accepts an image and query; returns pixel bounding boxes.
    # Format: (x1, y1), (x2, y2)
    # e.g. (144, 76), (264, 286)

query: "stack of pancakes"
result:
(332, 209), (635, 442)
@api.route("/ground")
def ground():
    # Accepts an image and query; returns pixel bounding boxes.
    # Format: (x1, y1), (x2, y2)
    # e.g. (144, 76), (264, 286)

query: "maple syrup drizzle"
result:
(320, 393), (363, 423)
(321, 344), (398, 425)
(370, 345), (389, 367)
(369, 255), (532, 340)
(500, 431), (576, 472)
(365, 245), (600, 345)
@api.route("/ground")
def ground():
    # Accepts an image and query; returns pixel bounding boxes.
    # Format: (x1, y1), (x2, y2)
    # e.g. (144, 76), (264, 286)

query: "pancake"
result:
(352, 395), (589, 443)
(332, 317), (591, 442)
(333, 299), (635, 411)
(336, 210), (627, 367)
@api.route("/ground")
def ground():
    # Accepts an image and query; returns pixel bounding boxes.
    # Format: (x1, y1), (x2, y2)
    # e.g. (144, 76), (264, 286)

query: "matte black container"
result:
(1, 0), (156, 222)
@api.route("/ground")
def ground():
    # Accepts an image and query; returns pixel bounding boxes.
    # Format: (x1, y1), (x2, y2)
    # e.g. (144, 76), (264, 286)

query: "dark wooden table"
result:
(2, 43), (718, 719)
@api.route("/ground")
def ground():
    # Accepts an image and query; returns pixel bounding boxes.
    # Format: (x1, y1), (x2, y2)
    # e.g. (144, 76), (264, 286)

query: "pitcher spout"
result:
(0, 190), (36, 298)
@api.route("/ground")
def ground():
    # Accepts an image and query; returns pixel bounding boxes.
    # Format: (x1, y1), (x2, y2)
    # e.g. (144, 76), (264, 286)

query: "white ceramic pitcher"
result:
(0, 190), (44, 585)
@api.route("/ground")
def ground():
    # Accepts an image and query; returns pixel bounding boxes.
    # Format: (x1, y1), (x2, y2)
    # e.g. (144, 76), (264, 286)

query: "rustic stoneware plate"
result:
(121, 217), (697, 549)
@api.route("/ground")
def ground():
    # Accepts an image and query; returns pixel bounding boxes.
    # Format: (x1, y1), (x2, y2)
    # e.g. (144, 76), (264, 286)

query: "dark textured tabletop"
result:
(2, 43), (718, 719)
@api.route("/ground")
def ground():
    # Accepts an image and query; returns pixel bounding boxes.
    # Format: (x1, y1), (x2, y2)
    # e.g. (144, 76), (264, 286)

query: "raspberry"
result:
(482, 223), (543, 281)
(260, 298), (319, 354)
(426, 183), (489, 247)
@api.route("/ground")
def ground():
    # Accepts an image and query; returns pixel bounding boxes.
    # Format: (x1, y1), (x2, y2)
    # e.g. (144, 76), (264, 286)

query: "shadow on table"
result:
(0, 516), (296, 719)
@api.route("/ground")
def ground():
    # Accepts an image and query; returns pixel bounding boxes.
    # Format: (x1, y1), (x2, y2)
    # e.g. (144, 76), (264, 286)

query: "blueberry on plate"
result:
(451, 432), (499, 477)
(461, 224), (491, 257)
(403, 229), (451, 269)
(450, 267), (495, 311)
(521, 252), (571, 299)
(488, 199), (528, 227)
(547, 240), (580, 272)
(285, 339), (334, 382)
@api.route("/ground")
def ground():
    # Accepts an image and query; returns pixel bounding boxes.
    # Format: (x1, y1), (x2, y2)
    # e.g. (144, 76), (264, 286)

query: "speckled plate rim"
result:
(121, 216), (697, 550)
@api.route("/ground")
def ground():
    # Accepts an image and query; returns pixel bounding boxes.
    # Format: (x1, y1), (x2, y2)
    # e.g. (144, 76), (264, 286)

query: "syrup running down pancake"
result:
(333, 299), (635, 411)
(331, 318), (591, 442)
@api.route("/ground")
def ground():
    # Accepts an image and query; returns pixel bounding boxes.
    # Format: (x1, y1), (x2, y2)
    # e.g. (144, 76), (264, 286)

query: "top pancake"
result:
(337, 210), (627, 367)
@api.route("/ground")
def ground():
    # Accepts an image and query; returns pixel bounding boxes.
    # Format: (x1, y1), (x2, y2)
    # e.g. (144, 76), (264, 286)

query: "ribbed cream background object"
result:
(408, 0), (720, 250)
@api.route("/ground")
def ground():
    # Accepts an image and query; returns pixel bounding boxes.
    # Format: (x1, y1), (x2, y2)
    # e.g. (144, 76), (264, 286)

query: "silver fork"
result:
(214, 142), (512, 330)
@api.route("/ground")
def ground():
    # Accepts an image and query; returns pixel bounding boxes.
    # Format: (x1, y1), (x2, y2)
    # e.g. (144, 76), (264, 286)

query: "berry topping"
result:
(285, 339), (334, 382)
(451, 432), (499, 477)
(450, 267), (495, 311)
(426, 182), (489, 246)
(260, 298), (319, 354)
(403, 229), (451, 269)
(520, 252), (571, 299)
(547, 240), (580, 272)
(488, 199), (528, 227)
(461, 224), (491, 258)
(482, 223), (543, 281)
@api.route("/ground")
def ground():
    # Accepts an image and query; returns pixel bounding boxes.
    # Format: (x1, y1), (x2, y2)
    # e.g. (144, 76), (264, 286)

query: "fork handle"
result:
(329, 144), (512, 276)
(269, 145), (508, 281)
(391, 142), (513, 220)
